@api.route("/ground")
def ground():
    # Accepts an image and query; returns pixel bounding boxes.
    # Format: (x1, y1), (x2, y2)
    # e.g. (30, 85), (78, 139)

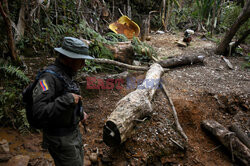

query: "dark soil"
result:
(0, 32), (249, 166)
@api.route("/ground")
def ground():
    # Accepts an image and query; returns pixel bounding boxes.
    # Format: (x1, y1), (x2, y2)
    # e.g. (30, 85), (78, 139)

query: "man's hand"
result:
(71, 93), (82, 104)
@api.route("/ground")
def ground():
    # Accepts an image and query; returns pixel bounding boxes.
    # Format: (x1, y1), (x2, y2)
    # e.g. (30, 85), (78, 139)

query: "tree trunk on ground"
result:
(201, 120), (250, 165)
(158, 55), (205, 68)
(103, 63), (164, 147)
(105, 41), (134, 64)
(93, 58), (153, 71)
(0, 0), (20, 64)
(229, 123), (250, 149)
(215, 0), (250, 55)
(93, 54), (204, 72)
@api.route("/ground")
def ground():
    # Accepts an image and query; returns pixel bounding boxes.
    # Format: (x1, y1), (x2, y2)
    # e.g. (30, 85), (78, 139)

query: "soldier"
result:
(32, 37), (94, 166)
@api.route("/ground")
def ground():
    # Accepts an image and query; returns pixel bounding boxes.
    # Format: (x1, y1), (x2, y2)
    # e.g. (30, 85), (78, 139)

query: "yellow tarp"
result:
(109, 15), (140, 39)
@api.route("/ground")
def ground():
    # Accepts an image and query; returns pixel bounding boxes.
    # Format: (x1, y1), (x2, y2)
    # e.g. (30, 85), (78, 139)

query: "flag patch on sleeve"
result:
(39, 79), (49, 91)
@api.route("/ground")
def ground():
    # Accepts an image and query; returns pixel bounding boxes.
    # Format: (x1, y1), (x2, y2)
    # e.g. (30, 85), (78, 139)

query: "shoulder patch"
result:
(39, 79), (49, 91)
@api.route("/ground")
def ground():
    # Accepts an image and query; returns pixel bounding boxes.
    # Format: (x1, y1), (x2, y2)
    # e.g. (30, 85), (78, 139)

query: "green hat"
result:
(54, 37), (94, 60)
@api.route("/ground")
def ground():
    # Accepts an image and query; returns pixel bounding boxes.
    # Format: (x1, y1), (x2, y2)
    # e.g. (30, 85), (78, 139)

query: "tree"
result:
(215, 0), (250, 55)
(0, 0), (21, 64)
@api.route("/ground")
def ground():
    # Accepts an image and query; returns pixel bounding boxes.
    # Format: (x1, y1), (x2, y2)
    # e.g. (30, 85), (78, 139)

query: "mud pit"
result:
(0, 32), (249, 166)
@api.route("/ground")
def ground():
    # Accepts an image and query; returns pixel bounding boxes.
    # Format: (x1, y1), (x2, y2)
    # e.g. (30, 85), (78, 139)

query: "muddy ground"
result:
(0, 32), (249, 166)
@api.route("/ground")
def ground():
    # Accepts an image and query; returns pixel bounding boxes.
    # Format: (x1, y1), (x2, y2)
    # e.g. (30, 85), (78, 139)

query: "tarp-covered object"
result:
(109, 16), (140, 39)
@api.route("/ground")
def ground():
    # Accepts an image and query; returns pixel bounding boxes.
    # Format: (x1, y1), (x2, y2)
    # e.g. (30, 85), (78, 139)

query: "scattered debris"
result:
(221, 56), (234, 70)
(156, 30), (165, 34)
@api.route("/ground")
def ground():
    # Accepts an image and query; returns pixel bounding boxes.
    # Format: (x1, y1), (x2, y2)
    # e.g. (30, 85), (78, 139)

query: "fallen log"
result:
(229, 123), (250, 149)
(201, 120), (250, 165)
(93, 58), (169, 72)
(158, 55), (205, 68)
(103, 63), (164, 147)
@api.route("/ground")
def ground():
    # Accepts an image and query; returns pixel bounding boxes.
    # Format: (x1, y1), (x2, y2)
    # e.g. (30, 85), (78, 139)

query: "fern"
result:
(0, 60), (30, 84)
(104, 32), (128, 42)
(132, 37), (157, 62)
(17, 109), (30, 134)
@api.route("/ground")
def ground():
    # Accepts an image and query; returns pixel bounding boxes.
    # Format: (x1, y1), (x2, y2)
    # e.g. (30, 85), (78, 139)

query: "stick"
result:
(161, 81), (188, 141)
(203, 145), (222, 153)
(170, 138), (184, 150)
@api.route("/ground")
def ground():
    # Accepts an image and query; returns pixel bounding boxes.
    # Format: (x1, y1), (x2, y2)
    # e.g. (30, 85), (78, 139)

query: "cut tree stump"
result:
(103, 63), (164, 147)
(158, 55), (204, 68)
(105, 41), (134, 64)
(201, 120), (250, 165)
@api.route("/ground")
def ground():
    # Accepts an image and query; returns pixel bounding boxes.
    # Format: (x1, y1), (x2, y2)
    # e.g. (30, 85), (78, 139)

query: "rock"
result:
(0, 139), (9, 153)
(89, 153), (98, 163)
(28, 157), (53, 166)
(132, 60), (141, 66)
(23, 141), (40, 152)
(176, 40), (187, 47)
(156, 30), (165, 34)
(146, 36), (151, 41)
(6, 155), (30, 166)
(0, 153), (12, 162)
(84, 157), (91, 166)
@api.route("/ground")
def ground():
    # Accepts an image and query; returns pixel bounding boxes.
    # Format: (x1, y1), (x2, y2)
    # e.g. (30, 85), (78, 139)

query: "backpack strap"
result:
(36, 69), (64, 82)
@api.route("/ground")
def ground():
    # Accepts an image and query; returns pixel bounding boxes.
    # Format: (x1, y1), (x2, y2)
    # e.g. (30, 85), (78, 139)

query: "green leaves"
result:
(0, 60), (30, 85)
(196, 0), (215, 22)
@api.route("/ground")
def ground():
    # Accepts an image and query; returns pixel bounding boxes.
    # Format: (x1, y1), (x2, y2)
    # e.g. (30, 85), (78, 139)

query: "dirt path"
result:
(0, 32), (249, 166)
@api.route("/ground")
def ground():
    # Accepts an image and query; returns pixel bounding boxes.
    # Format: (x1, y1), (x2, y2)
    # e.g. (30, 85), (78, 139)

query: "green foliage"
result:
(132, 37), (157, 62)
(219, 2), (250, 43)
(0, 60), (30, 84)
(0, 87), (30, 133)
(89, 40), (113, 59)
(195, 0), (215, 22)
(104, 32), (128, 43)
(0, 59), (30, 133)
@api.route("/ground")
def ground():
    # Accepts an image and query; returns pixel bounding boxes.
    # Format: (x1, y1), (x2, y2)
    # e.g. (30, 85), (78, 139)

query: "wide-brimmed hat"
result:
(54, 37), (94, 60)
